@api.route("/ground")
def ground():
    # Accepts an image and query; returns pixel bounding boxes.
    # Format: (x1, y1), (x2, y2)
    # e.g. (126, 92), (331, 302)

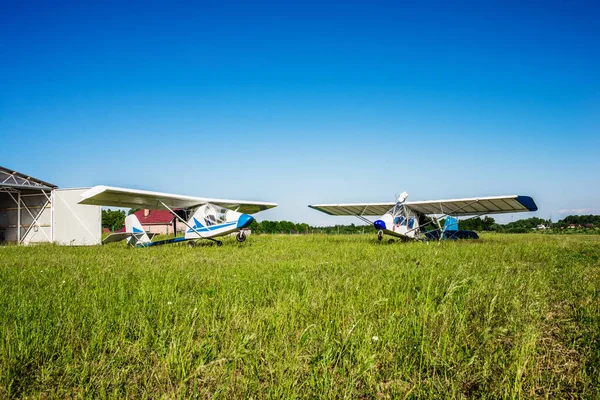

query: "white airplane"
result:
(79, 185), (277, 247)
(309, 192), (538, 242)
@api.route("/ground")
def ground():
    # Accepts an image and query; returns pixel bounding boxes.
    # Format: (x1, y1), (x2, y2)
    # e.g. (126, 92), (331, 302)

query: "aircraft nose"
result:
(237, 214), (254, 229)
(374, 219), (386, 230)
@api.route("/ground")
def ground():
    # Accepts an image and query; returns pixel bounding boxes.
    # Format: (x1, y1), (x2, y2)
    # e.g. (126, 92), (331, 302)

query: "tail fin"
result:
(125, 214), (151, 246)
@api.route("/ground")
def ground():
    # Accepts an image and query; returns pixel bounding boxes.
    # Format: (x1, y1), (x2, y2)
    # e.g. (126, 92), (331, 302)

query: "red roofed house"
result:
(134, 209), (184, 235)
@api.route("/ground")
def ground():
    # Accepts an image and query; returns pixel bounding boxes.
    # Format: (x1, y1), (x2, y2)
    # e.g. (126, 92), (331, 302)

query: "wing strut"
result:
(435, 199), (480, 216)
(401, 199), (486, 240)
(337, 205), (373, 225)
(158, 200), (226, 245)
(158, 200), (206, 240)
(409, 211), (489, 241)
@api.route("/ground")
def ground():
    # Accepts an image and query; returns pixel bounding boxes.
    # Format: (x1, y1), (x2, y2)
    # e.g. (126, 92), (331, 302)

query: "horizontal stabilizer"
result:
(102, 232), (134, 244)
(102, 231), (157, 245)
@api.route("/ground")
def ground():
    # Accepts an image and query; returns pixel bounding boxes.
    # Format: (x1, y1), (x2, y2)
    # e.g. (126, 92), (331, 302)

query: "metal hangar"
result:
(0, 166), (101, 245)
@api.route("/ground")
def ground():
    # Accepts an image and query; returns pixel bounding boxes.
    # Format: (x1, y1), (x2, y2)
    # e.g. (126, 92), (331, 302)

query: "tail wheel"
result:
(236, 231), (247, 243)
(377, 230), (384, 241)
(216, 241), (223, 247)
(188, 240), (197, 248)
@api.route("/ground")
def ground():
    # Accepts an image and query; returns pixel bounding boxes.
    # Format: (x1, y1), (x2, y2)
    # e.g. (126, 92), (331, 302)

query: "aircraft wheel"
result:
(388, 239), (395, 244)
(216, 241), (223, 247)
(236, 231), (247, 243)
(377, 230), (384, 241)
(188, 240), (197, 248)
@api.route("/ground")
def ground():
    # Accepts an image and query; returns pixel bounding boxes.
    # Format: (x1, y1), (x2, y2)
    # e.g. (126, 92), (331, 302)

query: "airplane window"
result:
(204, 205), (217, 226)
(388, 204), (404, 216)
(217, 209), (228, 223)
(394, 216), (401, 225)
(399, 216), (405, 225)
(204, 204), (230, 225)
(408, 218), (414, 229)
(205, 214), (216, 226)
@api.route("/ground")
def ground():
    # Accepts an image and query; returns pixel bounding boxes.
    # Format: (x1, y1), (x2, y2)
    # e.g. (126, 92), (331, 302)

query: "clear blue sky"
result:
(1, 1), (598, 225)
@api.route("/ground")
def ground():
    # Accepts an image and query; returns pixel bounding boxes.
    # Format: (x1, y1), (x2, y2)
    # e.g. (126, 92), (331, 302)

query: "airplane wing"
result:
(79, 185), (278, 214)
(308, 203), (395, 216)
(405, 195), (537, 216)
(309, 195), (537, 217)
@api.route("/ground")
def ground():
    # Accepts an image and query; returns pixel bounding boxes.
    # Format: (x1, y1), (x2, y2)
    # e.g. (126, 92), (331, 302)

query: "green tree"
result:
(102, 209), (126, 230)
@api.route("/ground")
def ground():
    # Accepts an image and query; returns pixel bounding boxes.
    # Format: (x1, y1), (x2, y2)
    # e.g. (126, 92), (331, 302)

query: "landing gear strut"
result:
(377, 230), (384, 241)
(236, 231), (247, 243)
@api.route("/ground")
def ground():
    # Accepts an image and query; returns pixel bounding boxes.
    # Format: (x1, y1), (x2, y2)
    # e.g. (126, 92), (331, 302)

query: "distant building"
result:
(134, 209), (184, 235)
(536, 224), (548, 230)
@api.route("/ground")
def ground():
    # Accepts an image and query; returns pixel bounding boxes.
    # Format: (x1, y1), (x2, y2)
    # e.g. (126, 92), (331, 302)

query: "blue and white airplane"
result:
(79, 185), (277, 247)
(309, 192), (538, 242)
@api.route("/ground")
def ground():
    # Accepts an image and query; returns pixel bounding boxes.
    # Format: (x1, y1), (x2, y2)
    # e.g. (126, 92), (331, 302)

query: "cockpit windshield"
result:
(386, 203), (405, 217)
(203, 204), (231, 226)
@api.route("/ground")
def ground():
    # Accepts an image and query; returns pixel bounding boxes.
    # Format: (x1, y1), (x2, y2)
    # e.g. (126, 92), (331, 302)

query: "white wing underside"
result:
(309, 203), (396, 217)
(102, 232), (158, 244)
(309, 195), (537, 217)
(79, 185), (278, 214)
(102, 232), (136, 244)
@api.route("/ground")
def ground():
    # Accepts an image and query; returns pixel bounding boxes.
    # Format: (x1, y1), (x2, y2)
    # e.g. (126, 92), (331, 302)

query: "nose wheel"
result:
(377, 230), (384, 241)
(188, 240), (197, 248)
(236, 231), (247, 243)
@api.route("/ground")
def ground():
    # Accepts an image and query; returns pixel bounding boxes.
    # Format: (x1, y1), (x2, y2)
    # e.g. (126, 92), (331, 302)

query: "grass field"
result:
(1, 234), (599, 398)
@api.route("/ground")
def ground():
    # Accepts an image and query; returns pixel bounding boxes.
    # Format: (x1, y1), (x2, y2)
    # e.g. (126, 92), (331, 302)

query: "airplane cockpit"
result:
(202, 204), (233, 226)
(386, 203), (419, 233)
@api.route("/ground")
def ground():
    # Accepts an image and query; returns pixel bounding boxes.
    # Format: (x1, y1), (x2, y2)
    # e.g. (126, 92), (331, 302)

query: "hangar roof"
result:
(0, 166), (57, 191)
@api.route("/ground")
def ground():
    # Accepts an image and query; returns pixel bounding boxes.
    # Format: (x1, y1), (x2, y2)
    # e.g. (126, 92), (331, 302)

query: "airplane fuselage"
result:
(184, 203), (254, 240)
(373, 202), (421, 241)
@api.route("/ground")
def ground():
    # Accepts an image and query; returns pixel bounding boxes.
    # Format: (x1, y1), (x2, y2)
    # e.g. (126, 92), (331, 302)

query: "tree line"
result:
(249, 220), (377, 234)
(554, 215), (600, 228)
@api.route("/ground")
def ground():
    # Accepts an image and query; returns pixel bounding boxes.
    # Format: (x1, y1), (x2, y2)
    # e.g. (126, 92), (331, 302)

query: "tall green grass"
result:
(0, 234), (598, 398)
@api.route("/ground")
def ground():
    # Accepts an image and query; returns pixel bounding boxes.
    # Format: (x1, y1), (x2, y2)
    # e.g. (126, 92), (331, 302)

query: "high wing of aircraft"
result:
(80, 185), (277, 247)
(80, 185), (277, 214)
(309, 192), (537, 242)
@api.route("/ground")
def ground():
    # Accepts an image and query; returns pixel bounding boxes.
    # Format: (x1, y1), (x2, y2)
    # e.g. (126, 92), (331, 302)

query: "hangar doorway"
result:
(0, 166), (55, 244)
(0, 166), (101, 245)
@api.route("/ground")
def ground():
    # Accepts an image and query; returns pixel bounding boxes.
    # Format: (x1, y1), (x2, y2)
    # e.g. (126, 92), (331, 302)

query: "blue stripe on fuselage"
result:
(187, 221), (236, 233)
